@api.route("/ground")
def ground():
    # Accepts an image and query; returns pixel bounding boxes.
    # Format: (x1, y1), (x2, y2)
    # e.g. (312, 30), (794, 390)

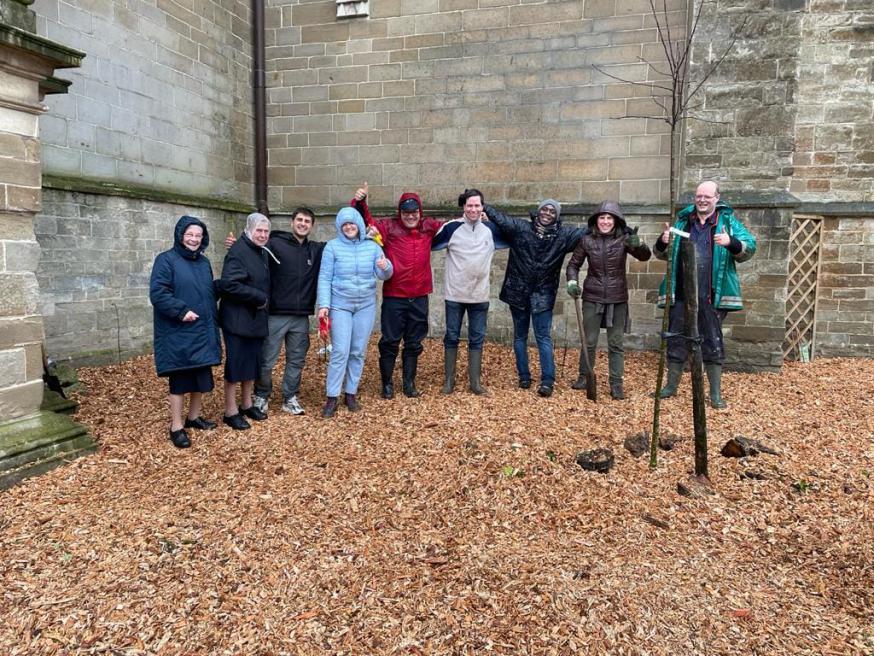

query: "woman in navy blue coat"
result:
(150, 215), (222, 448)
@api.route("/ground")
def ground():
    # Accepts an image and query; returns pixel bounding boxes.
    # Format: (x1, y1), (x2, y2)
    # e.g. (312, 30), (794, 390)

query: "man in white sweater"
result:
(431, 189), (506, 394)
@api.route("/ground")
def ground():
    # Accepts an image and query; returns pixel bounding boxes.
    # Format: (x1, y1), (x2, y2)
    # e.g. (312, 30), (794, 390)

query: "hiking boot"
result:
(610, 380), (625, 400)
(321, 396), (338, 418)
(345, 393), (360, 412)
(571, 374), (588, 390)
(281, 395), (305, 416)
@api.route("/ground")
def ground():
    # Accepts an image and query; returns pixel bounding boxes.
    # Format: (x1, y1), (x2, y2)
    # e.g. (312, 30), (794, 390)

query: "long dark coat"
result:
(149, 216), (222, 376)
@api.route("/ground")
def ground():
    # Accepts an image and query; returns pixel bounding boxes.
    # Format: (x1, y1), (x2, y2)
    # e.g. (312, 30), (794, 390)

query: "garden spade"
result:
(573, 295), (597, 401)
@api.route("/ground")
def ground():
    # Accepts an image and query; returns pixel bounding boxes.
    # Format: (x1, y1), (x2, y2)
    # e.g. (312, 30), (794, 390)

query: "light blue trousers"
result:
(326, 302), (377, 397)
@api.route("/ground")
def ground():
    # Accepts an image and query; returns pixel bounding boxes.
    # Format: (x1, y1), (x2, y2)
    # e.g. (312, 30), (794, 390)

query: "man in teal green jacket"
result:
(653, 181), (756, 409)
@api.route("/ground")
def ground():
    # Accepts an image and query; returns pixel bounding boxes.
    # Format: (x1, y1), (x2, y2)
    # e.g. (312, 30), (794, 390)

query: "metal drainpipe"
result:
(253, 0), (268, 214)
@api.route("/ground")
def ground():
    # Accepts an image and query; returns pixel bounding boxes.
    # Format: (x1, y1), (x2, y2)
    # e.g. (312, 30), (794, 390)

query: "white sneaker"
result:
(252, 395), (269, 413)
(282, 395), (305, 415)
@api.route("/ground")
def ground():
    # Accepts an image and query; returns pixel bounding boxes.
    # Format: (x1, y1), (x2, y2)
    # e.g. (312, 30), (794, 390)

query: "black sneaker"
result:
(241, 405), (267, 421)
(536, 383), (554, 398)
(169, 428), (191, 448)
(519, 378), (532, 389)
(184, 416), (217, 430)
(223, 413), (251, 431)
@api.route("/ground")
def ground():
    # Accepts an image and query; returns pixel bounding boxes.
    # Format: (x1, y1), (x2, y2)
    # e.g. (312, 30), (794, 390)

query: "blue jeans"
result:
(326, 302), (377, 397)
(443, 301), (489, 351)
(510, 306), (555, 385)
(255, 315), (310, 401)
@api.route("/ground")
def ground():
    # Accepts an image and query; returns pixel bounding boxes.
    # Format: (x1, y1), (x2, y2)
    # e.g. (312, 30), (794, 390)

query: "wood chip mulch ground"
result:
(2, 339), (872, 655)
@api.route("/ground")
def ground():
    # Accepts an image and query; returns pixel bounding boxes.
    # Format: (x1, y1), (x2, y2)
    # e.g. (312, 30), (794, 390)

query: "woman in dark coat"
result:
(565, 201), (651, 400)
(149, 215), (222, 448)
(217, 212), (273, 430)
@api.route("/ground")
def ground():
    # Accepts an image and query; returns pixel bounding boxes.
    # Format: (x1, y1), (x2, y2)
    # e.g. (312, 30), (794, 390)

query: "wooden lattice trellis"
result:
(783, 215), (824, 361)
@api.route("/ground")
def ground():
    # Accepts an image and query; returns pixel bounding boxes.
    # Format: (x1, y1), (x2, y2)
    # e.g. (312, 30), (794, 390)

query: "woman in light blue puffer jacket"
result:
(317, 207), (393, 417)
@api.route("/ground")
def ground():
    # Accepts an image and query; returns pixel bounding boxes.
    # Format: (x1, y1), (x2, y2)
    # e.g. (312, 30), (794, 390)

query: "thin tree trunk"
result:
(680, 239), (708, 478)
(649, 125), (678, 469)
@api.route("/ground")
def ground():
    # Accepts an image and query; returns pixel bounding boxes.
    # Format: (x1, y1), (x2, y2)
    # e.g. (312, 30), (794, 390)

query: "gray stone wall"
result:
(683, 0), (874, 203)
(816, 216), (874, 357)
(264, 0), (683, 209)
(32, 0), (253, 200)
(36, 189), (238, 364)
(791, 4), (874, 201)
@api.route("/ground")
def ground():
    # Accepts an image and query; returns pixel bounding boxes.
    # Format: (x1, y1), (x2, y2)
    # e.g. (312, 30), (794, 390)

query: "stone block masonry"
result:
(264, 0), (685, 210)
(35, 0), (254, 202)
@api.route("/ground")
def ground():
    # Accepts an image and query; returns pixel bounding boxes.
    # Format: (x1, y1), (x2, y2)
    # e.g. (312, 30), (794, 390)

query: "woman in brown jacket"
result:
(565, 201), (651, 399)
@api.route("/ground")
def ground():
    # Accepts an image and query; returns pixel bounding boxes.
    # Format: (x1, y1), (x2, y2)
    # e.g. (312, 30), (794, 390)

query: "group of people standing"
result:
(150, 181), (756, 449)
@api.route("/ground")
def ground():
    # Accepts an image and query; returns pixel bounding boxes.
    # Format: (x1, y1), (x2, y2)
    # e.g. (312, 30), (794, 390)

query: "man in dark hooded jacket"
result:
(484, 200), (588, 397)
(351, 183), (444, 399)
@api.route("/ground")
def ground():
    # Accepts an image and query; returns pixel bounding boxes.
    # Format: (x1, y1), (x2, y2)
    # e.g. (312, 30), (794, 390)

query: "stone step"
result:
(0, 411), (96, 489)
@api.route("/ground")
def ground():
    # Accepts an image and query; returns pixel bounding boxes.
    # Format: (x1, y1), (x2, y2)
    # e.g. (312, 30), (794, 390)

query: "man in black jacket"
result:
(484, 200), (588, 397)
(253, 207), (324, 415)
(229, 207), (324, 416)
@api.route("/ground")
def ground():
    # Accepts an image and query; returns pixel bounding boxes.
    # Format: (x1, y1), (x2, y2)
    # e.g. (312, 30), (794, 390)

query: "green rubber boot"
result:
(468, 349), (488, 395)
(441, 348), (457, 395)
(706, 363), (727, 409)
(658, 361), (684, 398)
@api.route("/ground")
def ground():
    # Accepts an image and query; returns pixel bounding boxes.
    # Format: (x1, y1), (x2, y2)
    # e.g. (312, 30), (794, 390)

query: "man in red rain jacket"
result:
(351, 183), (444, 399)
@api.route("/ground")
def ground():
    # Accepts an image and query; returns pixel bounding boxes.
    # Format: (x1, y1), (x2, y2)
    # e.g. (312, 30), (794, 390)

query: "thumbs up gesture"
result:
(376, 255), (389, 271)
(626, 226), (641, 248)
(225, 231), (236, 249)
(354, 181), (369, 202)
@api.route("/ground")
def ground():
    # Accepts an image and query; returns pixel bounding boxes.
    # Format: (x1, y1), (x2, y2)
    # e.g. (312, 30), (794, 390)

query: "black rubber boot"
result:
(442, 348), (457, 395)
(706, 364), (727, 409)
(379, 354), (395, 399)
(658, 361), (684, 398)
(345, 393), (360, 412)
(402, 355), (421, 398)
(468, 349), (488, 395)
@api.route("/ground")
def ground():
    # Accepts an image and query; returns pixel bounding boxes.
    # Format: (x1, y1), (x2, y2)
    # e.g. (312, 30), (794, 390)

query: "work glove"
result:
(626, 226), (641, 249)
(566, 280), (582, 298)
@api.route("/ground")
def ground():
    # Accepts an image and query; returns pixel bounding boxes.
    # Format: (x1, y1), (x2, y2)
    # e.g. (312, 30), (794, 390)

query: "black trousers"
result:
(378, 295), (429, 360)
(666, 299), (728, 365)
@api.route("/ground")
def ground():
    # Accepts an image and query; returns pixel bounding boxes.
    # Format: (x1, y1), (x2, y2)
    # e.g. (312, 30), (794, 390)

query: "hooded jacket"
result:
(566, 203), (652, 305)
(266, 230), (324, 315)
(351, 192), (442, 298)
(654, 200), (756, 310)
(217, 231), (271, 338)
(484, 202), (588, 313)
(149, 216), (222, 376)
(317, 207), (393, 312)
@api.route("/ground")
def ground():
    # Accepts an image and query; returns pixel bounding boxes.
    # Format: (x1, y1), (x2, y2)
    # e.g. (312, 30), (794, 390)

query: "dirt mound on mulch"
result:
(2, 340), (872, 655)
